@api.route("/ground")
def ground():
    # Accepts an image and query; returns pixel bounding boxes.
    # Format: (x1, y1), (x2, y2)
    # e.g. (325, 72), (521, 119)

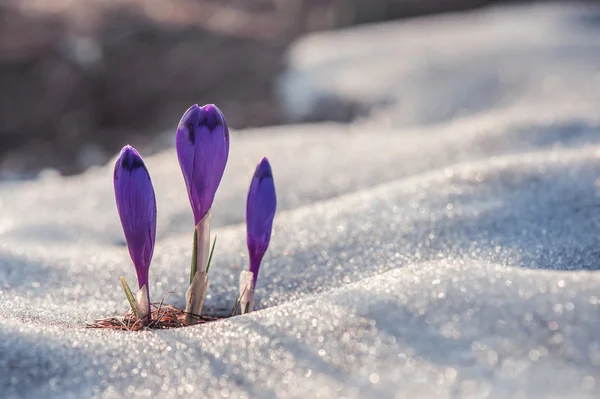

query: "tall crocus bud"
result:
(240, 157), (277, 314)
(176, 104), (229, 321)
(113, 145), (157, 321)
(176, 104), (230, 224)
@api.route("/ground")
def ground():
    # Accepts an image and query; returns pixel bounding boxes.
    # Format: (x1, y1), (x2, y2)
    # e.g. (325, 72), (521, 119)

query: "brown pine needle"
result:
(87, 303), (223, 331)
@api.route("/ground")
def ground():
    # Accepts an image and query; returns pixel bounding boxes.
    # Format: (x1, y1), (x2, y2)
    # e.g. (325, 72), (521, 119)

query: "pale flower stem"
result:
(196, 211), (212, 275)
(189, 228), (198, 284)
(185, 272), (208, 323)
(185, 211), (212, 322)
(135, 284), (151, 321)
(239, 271), (255, 314)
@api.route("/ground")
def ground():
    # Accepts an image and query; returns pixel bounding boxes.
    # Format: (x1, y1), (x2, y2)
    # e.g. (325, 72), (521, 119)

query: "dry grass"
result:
(87, 303), (223, 331)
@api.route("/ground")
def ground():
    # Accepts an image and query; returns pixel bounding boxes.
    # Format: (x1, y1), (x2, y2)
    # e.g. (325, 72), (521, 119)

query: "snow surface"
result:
(1, 3), (600, 398)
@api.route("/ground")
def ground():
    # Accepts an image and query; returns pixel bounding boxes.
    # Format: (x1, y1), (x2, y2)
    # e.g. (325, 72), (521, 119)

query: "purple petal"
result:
(113, 145), (157, 295)
(176, 104), (230, 224)
(246, 157), (277, 286)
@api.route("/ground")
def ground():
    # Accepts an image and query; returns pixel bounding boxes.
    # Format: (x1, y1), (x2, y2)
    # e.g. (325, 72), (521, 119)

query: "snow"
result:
(1, 3), (600, 398)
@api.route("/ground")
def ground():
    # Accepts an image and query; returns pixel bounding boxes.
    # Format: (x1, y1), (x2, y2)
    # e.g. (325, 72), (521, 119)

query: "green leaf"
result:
(205, 235), (218, 274)
(189, 228), (198, 285)
(120, 276), (137, 314)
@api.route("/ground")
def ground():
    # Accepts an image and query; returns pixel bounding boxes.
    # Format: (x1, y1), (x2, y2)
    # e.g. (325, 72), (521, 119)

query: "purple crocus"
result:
(176, 104), (229, 321)
(175, 104), (230, 225)
(246, 157), (277, 288)
(113, 145), (156, 319)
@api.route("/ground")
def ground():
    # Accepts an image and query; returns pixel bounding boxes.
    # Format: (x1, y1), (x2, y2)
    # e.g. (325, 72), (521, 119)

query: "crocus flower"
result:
(247, 158), (277, 283)
(176, 104), (230, 320)
(240, 157), (276, 314)
(176, 104), (230, 225)
(113, 145), (157, 319)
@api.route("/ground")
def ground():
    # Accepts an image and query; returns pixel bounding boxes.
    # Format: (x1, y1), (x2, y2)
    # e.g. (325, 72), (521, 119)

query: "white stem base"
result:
(239, 271), (255, 314)
(185, 271), (208, 323)
(135, 285), (149, 319)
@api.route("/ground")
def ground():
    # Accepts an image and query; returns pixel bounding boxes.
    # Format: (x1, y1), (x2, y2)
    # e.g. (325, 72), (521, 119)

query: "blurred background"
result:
(0, 0), (593, 178)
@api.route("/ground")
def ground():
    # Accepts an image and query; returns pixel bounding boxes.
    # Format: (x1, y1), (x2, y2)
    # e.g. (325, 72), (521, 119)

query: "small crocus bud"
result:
(113, 145), (157, 320)
(242, 157), (276, 313)
(176, 104), (230, 225)
(176, 104), (229, 321)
